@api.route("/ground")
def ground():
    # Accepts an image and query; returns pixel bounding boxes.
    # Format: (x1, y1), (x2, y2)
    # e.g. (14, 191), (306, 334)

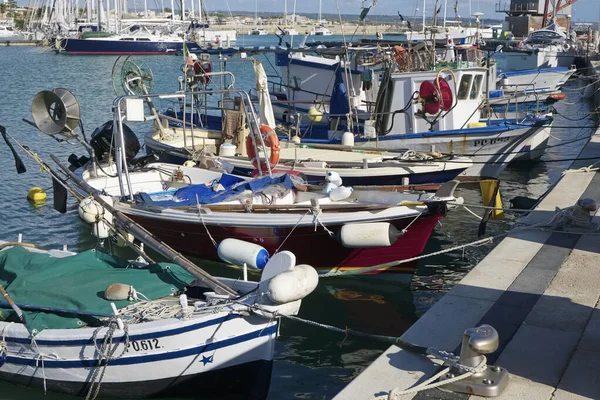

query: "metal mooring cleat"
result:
(439, 325), (509, 397)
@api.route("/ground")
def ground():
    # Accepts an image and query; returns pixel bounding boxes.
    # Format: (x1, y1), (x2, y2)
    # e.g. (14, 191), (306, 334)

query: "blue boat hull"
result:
(59, 38), (201, 55)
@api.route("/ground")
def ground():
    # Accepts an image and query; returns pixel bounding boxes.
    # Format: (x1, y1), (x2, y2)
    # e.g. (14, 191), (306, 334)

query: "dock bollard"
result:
(438, 325), (509, 397)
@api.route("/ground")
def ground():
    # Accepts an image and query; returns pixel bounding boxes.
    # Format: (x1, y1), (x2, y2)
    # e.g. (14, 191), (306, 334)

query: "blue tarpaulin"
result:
(134, 174), (296, 207)
(329, 64), (349, 116)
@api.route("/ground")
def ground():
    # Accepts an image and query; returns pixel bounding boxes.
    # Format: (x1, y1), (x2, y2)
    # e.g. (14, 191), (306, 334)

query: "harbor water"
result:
(0, 36), (596, 399)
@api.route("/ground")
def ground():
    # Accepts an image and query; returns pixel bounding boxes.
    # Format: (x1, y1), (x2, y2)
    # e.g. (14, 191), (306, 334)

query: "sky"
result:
(206, 0), (598, 22)
(12, 0), (598, 23)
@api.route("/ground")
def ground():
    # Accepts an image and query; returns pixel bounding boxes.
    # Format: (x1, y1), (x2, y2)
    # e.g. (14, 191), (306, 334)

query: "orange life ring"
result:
(246, 125), (280, 173)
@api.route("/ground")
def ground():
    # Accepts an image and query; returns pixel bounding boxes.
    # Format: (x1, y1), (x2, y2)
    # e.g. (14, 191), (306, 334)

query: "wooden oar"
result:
(0, 285), (25, 324)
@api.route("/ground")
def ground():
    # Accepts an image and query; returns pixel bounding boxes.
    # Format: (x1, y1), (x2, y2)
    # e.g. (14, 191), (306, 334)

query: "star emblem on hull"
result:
(201, 354), (214, 366)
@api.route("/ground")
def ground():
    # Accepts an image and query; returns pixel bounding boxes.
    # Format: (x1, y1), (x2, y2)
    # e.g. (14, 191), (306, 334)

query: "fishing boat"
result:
(146, 132), (473, 185)
(82, 161), (458, 283)
(281, 62), (553, 178)
(0, 237), (316, 399)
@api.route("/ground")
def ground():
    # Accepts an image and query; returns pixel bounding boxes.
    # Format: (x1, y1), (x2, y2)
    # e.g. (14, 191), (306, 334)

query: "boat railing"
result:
(112, 89), (269, 200)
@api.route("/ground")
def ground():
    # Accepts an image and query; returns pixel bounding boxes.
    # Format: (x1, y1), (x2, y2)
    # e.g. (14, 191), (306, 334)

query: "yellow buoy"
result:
(27, 187), (47, 203)
(480, 179), (504, 220)
(307, 107), (323, 123)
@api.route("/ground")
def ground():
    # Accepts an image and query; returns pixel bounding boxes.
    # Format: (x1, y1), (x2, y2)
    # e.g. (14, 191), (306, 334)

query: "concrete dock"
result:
(336, 71), (600, 399)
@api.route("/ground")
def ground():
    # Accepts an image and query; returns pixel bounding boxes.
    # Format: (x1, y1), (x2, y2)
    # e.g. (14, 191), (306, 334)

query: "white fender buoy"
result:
(261, 251), (296, 281)
(322, 182), (338, 194)
(329, 186), (354, 201)
(326, 171), (342, 187)
(217, 238), (270, 269)
(341, 131), (354, 146)
(92, 220), (111, 239)
(78, 196), (101, 224)
(338, 222), (402, 248)
(78, 195), (113, 224)
(267, 264), (319, 304)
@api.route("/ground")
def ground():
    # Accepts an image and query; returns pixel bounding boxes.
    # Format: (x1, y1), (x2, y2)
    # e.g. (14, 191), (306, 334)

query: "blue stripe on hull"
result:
(60, 38), (201, 54)
(4, 314), (239, 345)
(230, 167), (465, 186)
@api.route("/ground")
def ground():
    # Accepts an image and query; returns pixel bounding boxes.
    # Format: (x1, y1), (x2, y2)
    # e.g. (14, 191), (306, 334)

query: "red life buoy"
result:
(246, 125), (280, 173)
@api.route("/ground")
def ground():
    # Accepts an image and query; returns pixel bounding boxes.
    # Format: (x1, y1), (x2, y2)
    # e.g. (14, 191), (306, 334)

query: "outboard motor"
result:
(90, 120), (140, 164)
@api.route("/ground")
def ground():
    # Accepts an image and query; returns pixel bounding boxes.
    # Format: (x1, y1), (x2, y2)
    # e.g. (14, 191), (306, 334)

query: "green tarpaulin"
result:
(0, 246), (195, 334)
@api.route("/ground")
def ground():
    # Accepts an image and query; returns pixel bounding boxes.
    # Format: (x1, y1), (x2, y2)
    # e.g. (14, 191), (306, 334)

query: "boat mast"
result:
(254, 0), (258, 24)
(171, 0), (174, 20)
(443, 0), (447, 27)
(191, 0), (194, 19)
(422, 0), (426, 33)
(97, 0), (101, 30)
(318, 0), (321, 22)
(198, 0), (202, 21)
(284, 0), (287, 26)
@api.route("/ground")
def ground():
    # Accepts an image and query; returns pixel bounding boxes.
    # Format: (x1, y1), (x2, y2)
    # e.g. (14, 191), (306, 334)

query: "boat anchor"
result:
(438, 325), (509, 397)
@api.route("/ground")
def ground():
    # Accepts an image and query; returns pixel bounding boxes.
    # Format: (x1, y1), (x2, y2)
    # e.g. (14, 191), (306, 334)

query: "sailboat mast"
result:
(318, 0), (321, 22)
(443, 0), (447, 27)
(198, 0), (202, 21)
(284, 0), (287, 25)
(422, 0), (426, 33)
(171, 0), (174, 20)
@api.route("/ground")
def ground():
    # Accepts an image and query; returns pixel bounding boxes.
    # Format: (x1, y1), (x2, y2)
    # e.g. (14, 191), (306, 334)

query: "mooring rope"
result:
(319, 236), (495, 278)
(85, 319), (130, 400)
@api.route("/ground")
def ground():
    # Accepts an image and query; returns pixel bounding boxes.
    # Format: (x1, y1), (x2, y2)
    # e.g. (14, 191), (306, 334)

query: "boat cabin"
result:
(377, 68), (486, 136)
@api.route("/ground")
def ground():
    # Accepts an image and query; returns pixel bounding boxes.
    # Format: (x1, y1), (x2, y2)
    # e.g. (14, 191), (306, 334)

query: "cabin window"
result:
(457, 74), (472, 100)
(121, 38), (134, 41)
(470, 75), (483, 100)
(136, 38), (151, 41)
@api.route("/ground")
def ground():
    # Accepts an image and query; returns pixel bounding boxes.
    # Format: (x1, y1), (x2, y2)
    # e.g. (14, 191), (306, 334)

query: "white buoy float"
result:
(338, 222), (402, 248)
(267, 264), (319, 304)
(329, 186), (354, 201)
(341, 131), (354, 146)
(78, 195), (113, 224)
(326, 171), (343, 187)
(217, 238), (270, 269)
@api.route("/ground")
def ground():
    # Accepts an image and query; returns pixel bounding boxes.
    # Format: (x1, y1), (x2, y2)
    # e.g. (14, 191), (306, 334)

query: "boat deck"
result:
(334, 127), (600, 397)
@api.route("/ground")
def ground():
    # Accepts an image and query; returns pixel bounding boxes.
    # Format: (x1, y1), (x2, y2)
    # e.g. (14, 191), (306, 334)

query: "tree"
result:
(0, 4), (6, 15)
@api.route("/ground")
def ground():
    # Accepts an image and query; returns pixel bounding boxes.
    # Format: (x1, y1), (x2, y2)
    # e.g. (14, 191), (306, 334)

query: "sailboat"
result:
(281, 0), (298, 36)
(249, 0), (269, 35)
(309, 0), (331, 36)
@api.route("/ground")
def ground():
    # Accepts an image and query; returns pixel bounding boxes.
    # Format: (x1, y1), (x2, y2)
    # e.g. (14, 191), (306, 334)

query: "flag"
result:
(359, 6), (371, 21)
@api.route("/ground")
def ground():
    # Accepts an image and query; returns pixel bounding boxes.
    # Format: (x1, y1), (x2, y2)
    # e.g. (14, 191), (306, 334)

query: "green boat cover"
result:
(0, 246), (195, 335)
